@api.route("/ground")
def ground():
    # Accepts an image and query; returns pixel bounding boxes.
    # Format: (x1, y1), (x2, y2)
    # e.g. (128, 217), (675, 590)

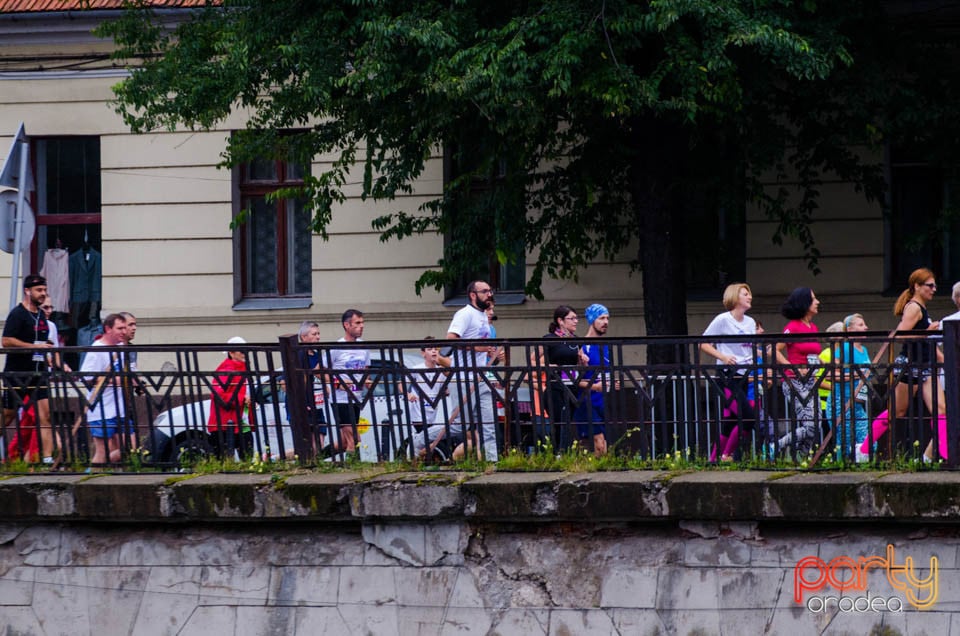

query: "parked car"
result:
(147, 352), (473, 463)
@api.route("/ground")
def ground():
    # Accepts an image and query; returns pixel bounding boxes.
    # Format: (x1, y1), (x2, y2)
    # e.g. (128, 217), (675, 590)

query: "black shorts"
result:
(3, 373), (50, 410)
(334, 404), (361, 427)
(893, 354), (933, 383)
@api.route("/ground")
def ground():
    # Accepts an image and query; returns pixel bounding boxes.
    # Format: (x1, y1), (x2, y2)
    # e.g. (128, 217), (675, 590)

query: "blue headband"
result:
(585, 303), (609, 326)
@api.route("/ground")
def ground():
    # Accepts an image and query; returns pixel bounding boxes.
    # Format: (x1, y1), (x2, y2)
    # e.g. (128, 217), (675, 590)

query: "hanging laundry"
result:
(40, 248), (70, 313)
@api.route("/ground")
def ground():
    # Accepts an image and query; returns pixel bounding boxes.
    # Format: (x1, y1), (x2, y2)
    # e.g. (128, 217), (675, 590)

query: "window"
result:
(446, 232), (526, 301)
(32, 137), (103, 261)
(235, 155), (312, 304)
(684, 193), (746, 297)
(30, 136), (102, 348)
(886, 147), (960, 288)
(443, 147), (526, 303)
(35, 137), (101, 216)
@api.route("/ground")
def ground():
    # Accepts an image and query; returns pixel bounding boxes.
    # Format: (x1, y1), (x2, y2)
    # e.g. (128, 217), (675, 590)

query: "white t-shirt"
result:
(702, 311), (757, 366)
(47, 321), (60, 347)
(447, 304), (491, 368)
(408, 362), (445, 424)
(330, 337), (370, 403)
(80, 341), (125, 422)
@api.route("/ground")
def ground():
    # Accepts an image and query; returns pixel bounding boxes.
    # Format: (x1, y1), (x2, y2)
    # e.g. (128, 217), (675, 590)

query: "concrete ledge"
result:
(1, 470), (960, 523)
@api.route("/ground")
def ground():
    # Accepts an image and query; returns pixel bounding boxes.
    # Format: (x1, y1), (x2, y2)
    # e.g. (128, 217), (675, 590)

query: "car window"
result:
(368, 360), (404, 397)
(252, 380), (283, 405)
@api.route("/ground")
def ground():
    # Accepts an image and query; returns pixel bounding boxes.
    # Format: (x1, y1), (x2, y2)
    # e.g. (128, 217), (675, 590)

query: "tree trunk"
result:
(628, 116), (690, 364)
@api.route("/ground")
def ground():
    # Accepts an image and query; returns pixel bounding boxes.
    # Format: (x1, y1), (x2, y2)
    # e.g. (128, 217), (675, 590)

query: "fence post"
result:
(943, 321), (960, 468)
(278, 334), (314, 463)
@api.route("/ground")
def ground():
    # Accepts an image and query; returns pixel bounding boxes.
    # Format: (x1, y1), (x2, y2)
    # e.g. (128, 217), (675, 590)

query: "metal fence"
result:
(1, 326), (958, 470)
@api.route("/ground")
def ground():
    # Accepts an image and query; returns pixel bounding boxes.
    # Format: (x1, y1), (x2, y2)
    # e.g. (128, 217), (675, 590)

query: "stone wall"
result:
(1, 471), (959, 635)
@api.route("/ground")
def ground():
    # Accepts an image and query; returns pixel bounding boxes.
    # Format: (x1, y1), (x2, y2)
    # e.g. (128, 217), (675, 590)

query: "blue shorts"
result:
(88, 417), (134, 439)
(574, 407), (606, 439)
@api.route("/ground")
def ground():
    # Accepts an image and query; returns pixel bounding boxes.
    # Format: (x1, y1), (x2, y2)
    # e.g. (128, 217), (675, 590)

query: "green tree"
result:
(101, 0), (960, 347)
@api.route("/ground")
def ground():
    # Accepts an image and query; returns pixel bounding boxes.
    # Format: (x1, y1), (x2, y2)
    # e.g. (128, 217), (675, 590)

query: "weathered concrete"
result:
(4, 470), (960, 523)
(1, 470), (959, 635)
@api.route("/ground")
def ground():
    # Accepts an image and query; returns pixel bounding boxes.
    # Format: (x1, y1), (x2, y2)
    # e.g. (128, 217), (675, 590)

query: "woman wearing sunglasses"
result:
(862, 268), (947, 461)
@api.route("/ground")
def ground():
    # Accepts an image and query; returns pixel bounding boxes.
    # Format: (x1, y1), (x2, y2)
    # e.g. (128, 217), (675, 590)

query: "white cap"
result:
(225, 336), (247, 355)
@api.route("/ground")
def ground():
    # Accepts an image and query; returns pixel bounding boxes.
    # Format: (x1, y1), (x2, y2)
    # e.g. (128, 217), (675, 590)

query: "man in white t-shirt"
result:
(80, 313), (128, 465)
(328, 309), (370, 452)
(446, 280), (499, 461)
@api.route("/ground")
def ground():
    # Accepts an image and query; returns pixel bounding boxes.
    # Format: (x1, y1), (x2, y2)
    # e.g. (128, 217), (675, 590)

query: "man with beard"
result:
(2, 275), (56, 464)
(574, 303), (617, 456)
(446, 280), (499, 461)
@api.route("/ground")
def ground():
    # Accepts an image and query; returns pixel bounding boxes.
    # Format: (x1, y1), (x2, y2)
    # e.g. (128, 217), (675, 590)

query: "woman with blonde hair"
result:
(820, 314), (871, 461)
(700, 283), (757, 461)
(860, 268), (948, 461)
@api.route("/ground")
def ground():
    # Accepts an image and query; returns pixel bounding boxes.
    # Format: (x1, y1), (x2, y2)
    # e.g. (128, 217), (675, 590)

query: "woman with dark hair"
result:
(774, 287), (822, 456)
(859, 268), (948, 461)
(535, 305), (585, 448)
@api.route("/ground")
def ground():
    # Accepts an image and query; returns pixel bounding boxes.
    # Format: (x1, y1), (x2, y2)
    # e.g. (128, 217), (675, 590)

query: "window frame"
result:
(883, 145), (959, 292)
(232, 153), (313, 310)
(29, 135), (102, 272)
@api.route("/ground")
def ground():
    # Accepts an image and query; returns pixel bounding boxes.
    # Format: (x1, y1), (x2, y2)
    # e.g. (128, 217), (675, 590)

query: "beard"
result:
(475, 296), (493, 311)
(28, 291), (45, 310)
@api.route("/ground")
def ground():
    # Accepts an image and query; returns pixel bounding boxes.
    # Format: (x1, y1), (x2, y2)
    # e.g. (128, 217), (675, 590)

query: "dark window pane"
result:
(885, 152), (960, 288)
(245, 197), (279, 295)
(286, 160), (307, 182)
(35, 137), (100, 215)
(247, 159), (277, 181)
(288, 198), (312, 295)
(685, 200), (746, 294)
(890, 164), (943, 283)
(498, 256), (525, 292)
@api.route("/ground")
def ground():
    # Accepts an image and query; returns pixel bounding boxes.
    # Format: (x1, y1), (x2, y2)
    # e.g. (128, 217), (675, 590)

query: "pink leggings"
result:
(859, 410), (949, 459)
(710, 390), (756, 461)
(711, 426), (740, 461)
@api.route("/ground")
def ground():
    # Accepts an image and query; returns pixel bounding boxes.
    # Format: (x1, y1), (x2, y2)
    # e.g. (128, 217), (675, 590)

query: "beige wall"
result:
(745, 154), (887, 296)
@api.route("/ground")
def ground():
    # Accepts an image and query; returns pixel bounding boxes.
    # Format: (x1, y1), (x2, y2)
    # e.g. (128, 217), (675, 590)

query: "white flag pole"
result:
(8, 139), (28, 312)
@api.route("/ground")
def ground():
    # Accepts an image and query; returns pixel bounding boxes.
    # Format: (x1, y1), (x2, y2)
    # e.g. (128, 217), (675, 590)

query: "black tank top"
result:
(900, 300), (933, 362)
